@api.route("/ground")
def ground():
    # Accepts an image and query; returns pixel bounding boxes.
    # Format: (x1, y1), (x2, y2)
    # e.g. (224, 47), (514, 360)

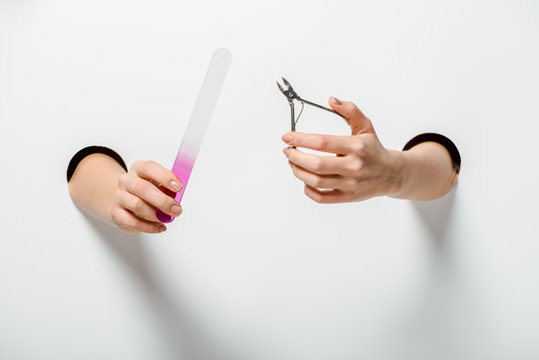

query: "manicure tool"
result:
(276, 77), (349, 131)
(156, 48), (232, 223)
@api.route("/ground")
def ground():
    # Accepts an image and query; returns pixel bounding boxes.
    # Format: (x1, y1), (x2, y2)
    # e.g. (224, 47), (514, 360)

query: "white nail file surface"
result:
(157, 48), (232, 223)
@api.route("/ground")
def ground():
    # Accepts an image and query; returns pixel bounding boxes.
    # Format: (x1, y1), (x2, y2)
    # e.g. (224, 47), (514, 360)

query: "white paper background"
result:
(1, 0), (538, 359)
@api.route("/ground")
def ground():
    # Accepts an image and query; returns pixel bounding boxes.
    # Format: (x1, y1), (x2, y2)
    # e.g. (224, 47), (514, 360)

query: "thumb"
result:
(329, 97), (375, 136)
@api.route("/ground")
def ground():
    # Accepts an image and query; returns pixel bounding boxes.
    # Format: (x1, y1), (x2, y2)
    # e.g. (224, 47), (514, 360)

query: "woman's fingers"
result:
(283, 147), (350, 175)
(131, 160), (182, 193)
(120, 175), (182, 218)
(289, 161), (349, 190)
(111, 206), (166, 234)
(111, 160), (183, 234)
(279, 101), (390, 204)
(117, 190), (160, 222)
(282, 132), (357, 154)
(304, 185), (353, 204)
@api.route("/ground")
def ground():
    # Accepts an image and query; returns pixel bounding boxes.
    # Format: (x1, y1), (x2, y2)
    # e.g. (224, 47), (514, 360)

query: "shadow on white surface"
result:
(397, 186), (469, 359)
(412, 184), (457, 247)
(82, 213), (225, 360)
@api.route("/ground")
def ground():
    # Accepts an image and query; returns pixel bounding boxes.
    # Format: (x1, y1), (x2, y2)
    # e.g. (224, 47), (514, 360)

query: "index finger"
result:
(282, 132), (355, 154)
(131, 160), (183, 193)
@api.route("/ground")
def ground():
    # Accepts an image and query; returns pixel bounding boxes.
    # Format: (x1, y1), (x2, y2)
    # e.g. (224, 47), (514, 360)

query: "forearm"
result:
(68, 153), (127, 224)
(388, 142), (458, 201)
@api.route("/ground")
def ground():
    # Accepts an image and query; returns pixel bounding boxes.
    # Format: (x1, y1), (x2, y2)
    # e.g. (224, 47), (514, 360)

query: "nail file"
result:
(157, 48), (232, 223)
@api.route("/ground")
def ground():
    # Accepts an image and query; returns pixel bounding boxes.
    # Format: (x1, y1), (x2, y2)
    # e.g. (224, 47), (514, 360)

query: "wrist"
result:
(385, 149), (406, 198)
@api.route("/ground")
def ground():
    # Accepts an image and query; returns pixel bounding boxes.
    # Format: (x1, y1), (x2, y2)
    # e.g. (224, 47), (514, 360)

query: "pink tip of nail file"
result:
(157, 48), (232, 223)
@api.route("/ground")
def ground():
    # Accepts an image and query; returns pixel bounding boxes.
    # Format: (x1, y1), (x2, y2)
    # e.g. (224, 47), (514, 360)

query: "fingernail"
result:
(283, 147), (291, 157)
(159, 225), (167, 232)
(171, 205), (182, 216)
(170, 180), (182, 192)
(331, 96), (343, 105)
(282, 134), (292, 143)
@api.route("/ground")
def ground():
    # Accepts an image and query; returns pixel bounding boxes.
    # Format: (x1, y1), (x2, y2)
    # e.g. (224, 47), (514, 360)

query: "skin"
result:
(282, 97), (459, 203)
(69, 97), (457, 233)
(68, 154), (183, 234)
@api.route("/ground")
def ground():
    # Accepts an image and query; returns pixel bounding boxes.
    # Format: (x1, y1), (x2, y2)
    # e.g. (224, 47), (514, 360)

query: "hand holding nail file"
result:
(157, 49), (232, 223)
